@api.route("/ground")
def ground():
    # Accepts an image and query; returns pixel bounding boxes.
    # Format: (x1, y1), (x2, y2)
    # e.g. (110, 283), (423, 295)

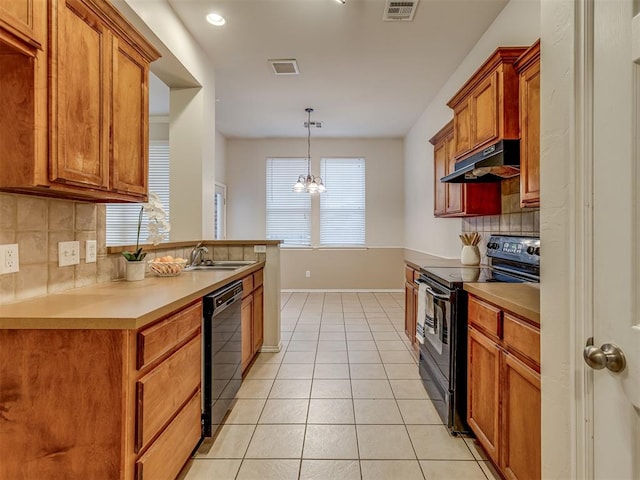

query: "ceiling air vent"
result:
(383, 0), (419, 21)
(268, 59), (299, 75)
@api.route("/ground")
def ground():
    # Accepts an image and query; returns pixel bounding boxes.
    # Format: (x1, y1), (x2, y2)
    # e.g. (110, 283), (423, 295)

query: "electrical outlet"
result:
(0, 244), (19, 274)
(58, 241), (80, 267)
(305, 270), (311, 278)
(86, 240), (97, 263)
(254, 245), (267, 253)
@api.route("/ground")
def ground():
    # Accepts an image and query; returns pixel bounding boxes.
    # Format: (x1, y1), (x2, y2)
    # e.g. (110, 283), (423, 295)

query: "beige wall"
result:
(121, 0), (217, 242)
(539, 0), (575, 476)
(226, 137), (405, 290)
(215, 131), (227, 185)
(404, 0), (540, 259)
(280, 248), (405, 290)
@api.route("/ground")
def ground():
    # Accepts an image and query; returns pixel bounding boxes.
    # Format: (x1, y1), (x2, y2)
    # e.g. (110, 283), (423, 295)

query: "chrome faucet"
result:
(188, 242), (209, 266)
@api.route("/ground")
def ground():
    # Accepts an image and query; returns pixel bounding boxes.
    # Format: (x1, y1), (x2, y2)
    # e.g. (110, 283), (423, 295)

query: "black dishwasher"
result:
(202, 280), (243, 437)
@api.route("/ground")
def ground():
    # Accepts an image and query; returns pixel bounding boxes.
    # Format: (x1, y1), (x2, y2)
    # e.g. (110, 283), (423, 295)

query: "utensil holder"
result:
(461, 245), (481, 266)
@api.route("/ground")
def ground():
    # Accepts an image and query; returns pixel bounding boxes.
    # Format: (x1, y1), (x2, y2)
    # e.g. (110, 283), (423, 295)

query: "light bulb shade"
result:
(293, 175), (306, 192)
(307, 179), (319, 193)
(317, 181), (326, 193)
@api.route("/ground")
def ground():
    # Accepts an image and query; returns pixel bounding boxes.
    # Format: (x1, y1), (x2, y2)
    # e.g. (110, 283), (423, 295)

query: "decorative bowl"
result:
(148, 259), (188, 277)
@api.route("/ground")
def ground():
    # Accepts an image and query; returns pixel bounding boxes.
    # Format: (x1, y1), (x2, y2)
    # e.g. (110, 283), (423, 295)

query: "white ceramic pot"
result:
(125, 260), (146, 281)
(460, 245), (481, 266)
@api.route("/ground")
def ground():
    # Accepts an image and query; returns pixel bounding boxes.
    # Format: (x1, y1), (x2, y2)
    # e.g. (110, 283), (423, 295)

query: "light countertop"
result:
(463, 282), (540, 325)
(0, 262), (264, 330)
(404, 249), (474, 270)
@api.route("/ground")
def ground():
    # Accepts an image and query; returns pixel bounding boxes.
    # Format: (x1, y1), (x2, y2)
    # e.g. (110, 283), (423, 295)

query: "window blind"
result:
(106, 142), (170, 245)
(214, 183), (226, 240)
(266, 158), (311, 246)
(320, 158), (365, 246)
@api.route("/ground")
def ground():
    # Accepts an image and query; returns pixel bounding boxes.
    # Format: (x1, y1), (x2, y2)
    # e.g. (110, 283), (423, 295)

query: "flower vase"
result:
(461, 245), (481, 266)
(125, 260), (146, 281)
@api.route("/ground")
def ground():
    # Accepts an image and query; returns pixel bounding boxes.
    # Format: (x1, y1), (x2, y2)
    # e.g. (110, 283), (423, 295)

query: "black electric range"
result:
(415, 235), (540, 434)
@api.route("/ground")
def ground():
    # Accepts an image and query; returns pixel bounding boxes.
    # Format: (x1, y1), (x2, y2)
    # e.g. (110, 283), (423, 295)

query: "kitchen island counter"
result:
(0, 262), (264, 330)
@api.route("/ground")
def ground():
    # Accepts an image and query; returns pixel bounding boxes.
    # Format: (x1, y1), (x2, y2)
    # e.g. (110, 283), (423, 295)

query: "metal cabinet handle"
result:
(583, 337), (626, 373)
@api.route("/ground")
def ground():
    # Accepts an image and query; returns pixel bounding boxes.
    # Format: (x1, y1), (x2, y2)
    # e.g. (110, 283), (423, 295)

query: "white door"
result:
(587, 0), (640, 477)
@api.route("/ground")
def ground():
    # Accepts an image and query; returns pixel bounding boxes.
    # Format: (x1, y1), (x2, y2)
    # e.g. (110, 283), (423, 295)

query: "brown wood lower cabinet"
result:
(0, 300), (204, 480)
(404, 264), (418, 351)
(242, 268), (265, 373)
(467, 327), (501, 464)
(467, 295), (541, 480)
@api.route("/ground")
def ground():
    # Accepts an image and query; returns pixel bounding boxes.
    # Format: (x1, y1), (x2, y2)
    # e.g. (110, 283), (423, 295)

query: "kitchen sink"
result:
(185, 260), (257, 271)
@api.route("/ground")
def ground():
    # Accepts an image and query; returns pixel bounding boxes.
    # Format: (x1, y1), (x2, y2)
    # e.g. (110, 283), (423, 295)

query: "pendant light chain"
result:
(293, 107), (326, 193)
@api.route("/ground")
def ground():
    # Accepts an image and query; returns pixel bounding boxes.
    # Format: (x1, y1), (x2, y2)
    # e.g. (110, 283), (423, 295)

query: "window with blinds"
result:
(266, 158), (311, 246)
(214, 183), (226, 240)
(106, 142), (170, 245)
(320, 158), (365, 246)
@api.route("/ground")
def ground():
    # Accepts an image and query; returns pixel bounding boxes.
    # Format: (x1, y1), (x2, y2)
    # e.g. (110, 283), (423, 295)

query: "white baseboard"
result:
(259, 342), (283, 353)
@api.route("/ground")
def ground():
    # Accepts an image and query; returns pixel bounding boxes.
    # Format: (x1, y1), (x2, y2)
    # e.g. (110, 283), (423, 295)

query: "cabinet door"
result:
(51, 0), (110, 190)
(519, 60), (540, 208)
(241, 295), (253, 372)
(111, 36), (148, 197)
(467, 326), (501, 464)
(433, 140), (447, 216)
(471, 71), (499, 148)
(404, 281), (417, 343)
(252, 285), (264, 355)
(500, 352), (541, 480)
(444, 135), (463, 214)
(453, 100), (472, 157)
(0, 0), (43, 50)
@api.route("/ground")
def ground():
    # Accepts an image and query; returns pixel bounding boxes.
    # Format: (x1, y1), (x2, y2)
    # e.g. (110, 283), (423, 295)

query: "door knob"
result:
(583, 337), (626, 373)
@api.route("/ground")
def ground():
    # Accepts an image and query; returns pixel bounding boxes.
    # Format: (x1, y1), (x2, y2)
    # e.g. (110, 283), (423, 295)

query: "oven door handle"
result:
(415, 279), (450, 300)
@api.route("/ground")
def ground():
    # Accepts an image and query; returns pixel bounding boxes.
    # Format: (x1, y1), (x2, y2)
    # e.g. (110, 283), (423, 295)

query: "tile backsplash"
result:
(0, 193), (266, 304)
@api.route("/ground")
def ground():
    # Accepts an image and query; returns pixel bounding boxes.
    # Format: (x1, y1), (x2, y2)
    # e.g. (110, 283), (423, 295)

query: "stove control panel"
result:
(487, 235), (540, 265)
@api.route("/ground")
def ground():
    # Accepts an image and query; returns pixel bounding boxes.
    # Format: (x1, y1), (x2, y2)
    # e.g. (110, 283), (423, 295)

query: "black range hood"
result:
(441, 139), (520, 183)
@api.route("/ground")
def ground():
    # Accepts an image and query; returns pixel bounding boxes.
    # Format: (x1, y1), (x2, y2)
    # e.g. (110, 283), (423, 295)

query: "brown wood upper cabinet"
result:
(0, 0), (160, 202)
(448, 47), (527, 162)
(0, 0), (45, 53)
(515, 40), (541, 208)
(430, 121), (501, 217)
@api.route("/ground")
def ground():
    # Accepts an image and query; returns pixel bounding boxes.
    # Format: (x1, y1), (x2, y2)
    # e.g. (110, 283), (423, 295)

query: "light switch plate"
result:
(254, 245), (267, 253)
(86, 240), (97, 263)
(0, 244), (19, 274)
(58, 241), (80, 267)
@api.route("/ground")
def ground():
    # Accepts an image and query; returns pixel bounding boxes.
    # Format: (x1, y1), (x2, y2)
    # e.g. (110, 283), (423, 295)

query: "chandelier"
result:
(293, 108), (326, 193)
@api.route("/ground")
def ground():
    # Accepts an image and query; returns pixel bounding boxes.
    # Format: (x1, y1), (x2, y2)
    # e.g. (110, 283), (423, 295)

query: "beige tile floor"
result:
(179, 292), (501, 480)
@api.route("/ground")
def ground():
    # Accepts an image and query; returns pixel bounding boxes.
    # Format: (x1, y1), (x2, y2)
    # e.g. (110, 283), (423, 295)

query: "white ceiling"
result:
(152, 0), (508, 138)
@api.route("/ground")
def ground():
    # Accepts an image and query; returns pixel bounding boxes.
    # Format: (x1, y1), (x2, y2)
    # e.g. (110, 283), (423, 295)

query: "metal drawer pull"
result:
(583, 337), (626, 373)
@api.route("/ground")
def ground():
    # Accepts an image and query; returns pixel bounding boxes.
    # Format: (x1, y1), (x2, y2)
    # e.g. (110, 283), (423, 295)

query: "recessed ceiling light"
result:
(206, 13), (226, 26)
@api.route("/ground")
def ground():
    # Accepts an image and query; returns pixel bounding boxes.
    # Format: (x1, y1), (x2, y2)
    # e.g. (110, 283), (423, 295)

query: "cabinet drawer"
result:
(135, 391), (202, 480)
(253, 268), (263, 288)
(137, 302), (202, 370)
(242, 274), (254, 298)
(468, 296), (502, 337)
(136, 334), (201, 452)
(503, 313), (540, 366)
